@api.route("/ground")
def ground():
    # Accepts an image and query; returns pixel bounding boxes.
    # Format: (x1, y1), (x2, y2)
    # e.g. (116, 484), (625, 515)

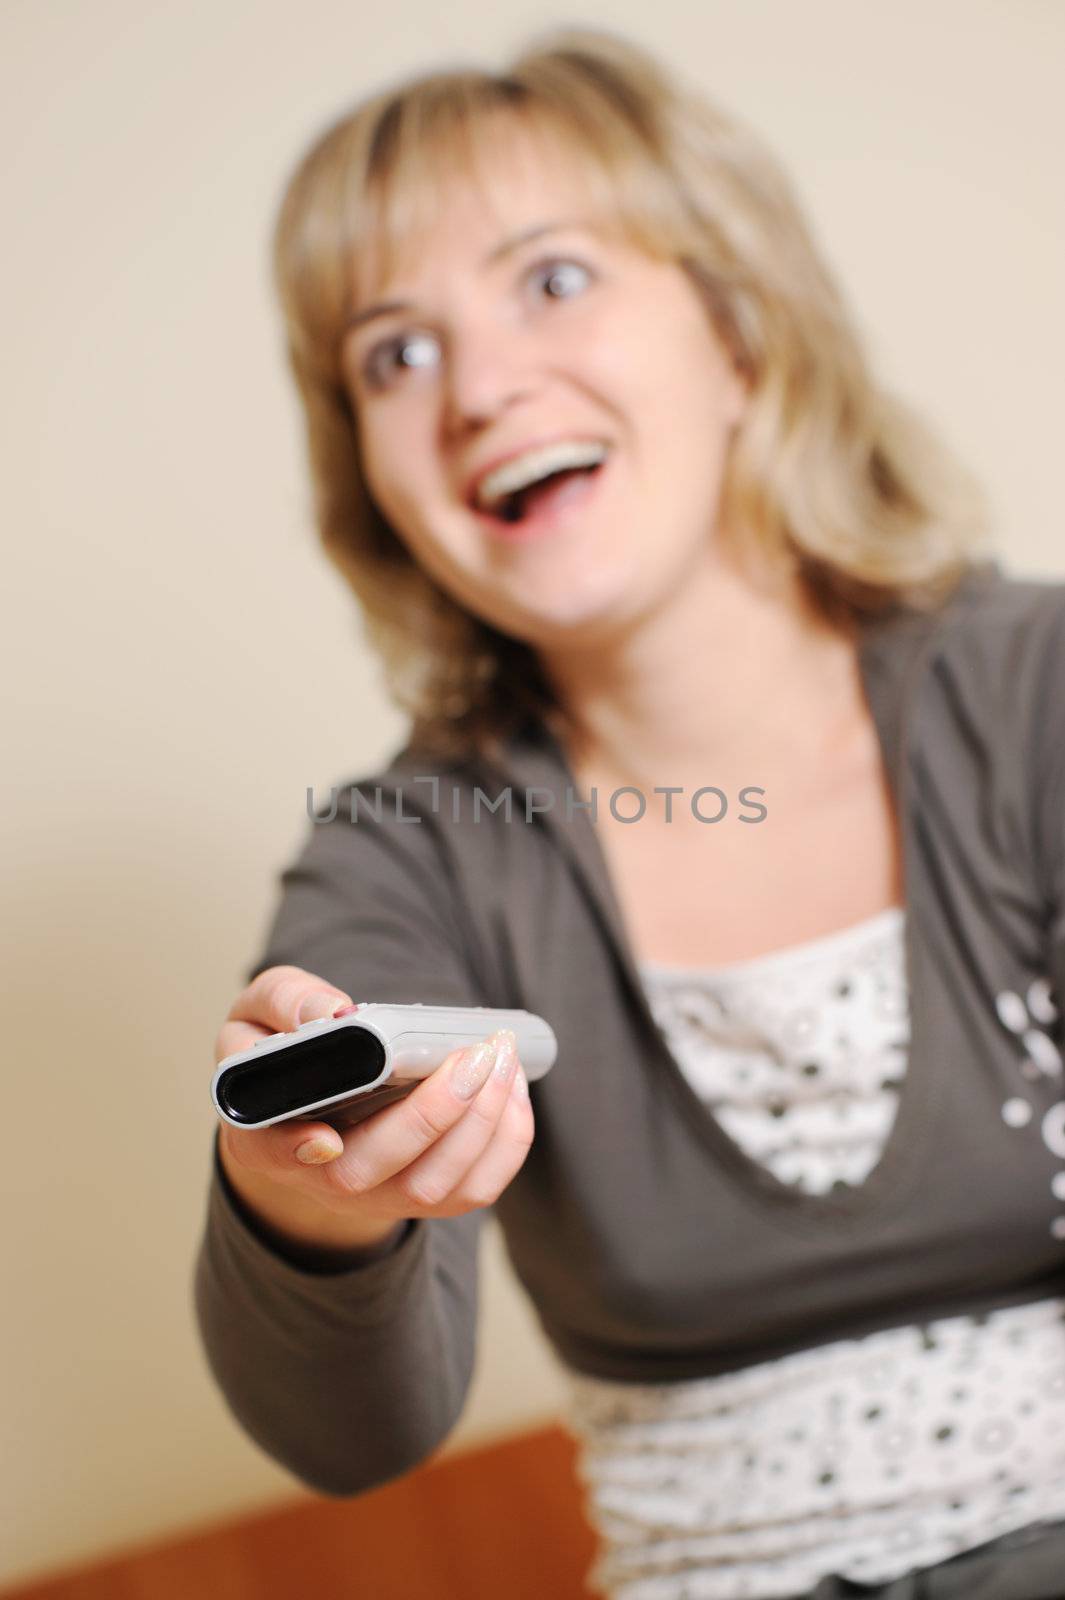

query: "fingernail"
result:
(511, 1065), (529, 1099)
(492, 1029), (518, 1079)
(450, 1037), (500, 1100)
(299, 992), (346, 1024)
(296, 1138), (340, 1164)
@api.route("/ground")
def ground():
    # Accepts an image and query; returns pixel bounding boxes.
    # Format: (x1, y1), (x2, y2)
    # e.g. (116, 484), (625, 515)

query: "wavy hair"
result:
(272, 26), (992, 762)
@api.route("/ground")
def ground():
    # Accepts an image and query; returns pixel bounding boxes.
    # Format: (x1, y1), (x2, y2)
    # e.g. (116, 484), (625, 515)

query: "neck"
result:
(538, 543), (866, 793)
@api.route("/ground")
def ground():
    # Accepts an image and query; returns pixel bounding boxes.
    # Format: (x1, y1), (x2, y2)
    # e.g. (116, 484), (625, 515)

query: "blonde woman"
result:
(194, 29), (1065, 1600)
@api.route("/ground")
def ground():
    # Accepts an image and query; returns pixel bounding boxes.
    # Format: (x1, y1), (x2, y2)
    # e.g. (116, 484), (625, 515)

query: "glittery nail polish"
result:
(450, 1037), (499, 1099)
(492, 1029), (518, 1079)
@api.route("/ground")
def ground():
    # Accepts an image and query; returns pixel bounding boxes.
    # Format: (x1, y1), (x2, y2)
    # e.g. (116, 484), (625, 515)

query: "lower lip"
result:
(472, 462), (608, 544)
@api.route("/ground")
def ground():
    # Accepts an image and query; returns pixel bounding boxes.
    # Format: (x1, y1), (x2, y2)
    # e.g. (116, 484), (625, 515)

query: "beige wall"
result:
(3, 0), (1062, 1588)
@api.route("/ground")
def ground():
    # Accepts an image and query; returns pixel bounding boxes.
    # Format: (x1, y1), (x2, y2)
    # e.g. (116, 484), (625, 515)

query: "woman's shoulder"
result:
(936, 557), (1065, 647)
(946, 563), (1065, 727)
(890, 558), (1065, 719)
(929, 561), (1065, 867)
(858, 559), (1065, 767)
(310, 737), (483, 821)
(302, 732), (531, 888)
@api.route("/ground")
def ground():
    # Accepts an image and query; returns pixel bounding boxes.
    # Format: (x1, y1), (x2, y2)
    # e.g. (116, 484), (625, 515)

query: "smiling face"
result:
(341, 118), (750, 650)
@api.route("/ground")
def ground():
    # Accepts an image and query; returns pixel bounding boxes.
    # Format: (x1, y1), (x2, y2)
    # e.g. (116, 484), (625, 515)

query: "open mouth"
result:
(471, 459), (609, 537)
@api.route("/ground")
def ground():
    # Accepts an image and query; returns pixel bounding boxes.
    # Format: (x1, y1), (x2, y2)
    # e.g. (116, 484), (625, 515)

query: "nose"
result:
(441, 320), (537, 435)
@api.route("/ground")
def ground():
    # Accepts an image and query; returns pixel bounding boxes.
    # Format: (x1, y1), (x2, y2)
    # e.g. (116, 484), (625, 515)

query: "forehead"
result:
(352, 116), (619, 304)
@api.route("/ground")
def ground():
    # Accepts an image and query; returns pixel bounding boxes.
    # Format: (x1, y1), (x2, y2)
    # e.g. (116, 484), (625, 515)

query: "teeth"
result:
(476, 440), (608, 511)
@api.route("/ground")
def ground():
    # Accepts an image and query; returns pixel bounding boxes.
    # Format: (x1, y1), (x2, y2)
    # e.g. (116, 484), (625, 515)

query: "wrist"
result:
(217, 1132), (406, 1264)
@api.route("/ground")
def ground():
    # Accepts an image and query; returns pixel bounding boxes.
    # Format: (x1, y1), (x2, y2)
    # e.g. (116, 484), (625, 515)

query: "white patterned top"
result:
(563, 907), (1065, 1599)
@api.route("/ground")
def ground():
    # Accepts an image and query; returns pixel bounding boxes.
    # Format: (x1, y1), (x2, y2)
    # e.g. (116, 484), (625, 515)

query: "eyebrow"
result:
(344, 221), (581, 334)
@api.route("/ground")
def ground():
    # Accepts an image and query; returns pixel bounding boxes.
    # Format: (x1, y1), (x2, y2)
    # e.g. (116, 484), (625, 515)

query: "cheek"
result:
(359, 417), (433, 525)
(358, 418), (474, 582)
(570, 302), (736, 441)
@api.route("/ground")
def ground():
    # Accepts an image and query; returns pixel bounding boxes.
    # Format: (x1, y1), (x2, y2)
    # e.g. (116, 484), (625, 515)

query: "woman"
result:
(194, 28), (1065, 1600)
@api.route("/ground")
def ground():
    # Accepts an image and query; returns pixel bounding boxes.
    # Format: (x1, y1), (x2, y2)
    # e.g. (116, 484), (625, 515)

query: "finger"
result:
(219, 1114), (346, 1182)
(214, 1019), (271, 1065)
(228, 965), (354, 1032)
(433, 1077), (535, 1215)
(383, 1036), (522, 1212)
(321, 1032), (512, 1200)
(217, 1038), (501, 1193)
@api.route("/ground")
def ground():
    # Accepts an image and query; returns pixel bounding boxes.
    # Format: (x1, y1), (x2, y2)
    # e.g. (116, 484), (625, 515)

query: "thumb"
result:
(267, 1119), (345, 1169)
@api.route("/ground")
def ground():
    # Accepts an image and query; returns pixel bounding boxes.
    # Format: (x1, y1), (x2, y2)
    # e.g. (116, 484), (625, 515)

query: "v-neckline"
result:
(482, 562), (1002, 1223)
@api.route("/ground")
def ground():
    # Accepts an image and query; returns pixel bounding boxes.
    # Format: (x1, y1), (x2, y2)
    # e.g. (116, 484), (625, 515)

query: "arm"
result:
(1033, 591), (1065, 1011)
(196, 1137), (485, 1496)
(192, 775), (495, 1497)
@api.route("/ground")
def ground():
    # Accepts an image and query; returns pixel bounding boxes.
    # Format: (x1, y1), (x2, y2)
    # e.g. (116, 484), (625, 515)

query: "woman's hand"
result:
(213, 966), (534, 1259)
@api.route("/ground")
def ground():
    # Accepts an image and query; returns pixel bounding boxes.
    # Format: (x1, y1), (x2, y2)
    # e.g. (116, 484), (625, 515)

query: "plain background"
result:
(2, 0), (1062, 1588)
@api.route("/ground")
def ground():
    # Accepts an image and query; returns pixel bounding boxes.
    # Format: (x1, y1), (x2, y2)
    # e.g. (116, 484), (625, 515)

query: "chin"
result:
(441, 529), (646, 642)
(496, 571), (646, 648)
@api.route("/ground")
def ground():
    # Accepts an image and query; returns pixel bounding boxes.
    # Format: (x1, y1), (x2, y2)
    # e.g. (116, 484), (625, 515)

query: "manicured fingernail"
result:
(296, 1138), (340, 1164)
(299, 992), (345, 1023)
(511, 1065), (529, 1099)
(492, 1029), (518, 1079)
(450, 1037), (499, 1100)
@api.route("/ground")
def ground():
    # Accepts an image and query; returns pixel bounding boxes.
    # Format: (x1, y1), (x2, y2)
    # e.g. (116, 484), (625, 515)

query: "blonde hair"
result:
(273, 26), (992, 762)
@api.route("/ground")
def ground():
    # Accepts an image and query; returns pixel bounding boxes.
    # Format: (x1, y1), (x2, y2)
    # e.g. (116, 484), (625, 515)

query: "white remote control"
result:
(212, 1003), (557, 1132)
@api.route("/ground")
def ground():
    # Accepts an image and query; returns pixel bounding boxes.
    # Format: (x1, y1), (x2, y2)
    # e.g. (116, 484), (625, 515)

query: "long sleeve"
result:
(192, 770), (494, 1497)
(1032, 590), (1065, 1012)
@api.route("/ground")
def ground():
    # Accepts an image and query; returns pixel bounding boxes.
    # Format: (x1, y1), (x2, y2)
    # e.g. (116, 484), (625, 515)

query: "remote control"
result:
(212, 1003), (557, 1132)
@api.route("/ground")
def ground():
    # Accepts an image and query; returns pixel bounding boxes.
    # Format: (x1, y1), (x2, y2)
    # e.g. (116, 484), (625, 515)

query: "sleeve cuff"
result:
(208, 1127), (424, 1293)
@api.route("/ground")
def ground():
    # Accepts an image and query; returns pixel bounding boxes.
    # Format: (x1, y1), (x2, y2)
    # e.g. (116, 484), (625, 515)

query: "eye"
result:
(361, 330), (441, 390)
(530, 257), (593, 302)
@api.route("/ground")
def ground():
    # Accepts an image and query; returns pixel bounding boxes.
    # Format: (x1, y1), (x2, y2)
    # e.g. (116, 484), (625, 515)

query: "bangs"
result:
(277, 70), (694, 381)
(356, 92), (681, 303)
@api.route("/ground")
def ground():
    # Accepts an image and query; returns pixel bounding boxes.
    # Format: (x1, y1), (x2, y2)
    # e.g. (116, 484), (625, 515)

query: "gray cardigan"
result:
(193, 558), (1065, 1497)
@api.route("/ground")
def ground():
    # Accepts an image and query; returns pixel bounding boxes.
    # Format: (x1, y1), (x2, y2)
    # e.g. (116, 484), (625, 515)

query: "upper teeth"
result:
(475, 439), (608, 511)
